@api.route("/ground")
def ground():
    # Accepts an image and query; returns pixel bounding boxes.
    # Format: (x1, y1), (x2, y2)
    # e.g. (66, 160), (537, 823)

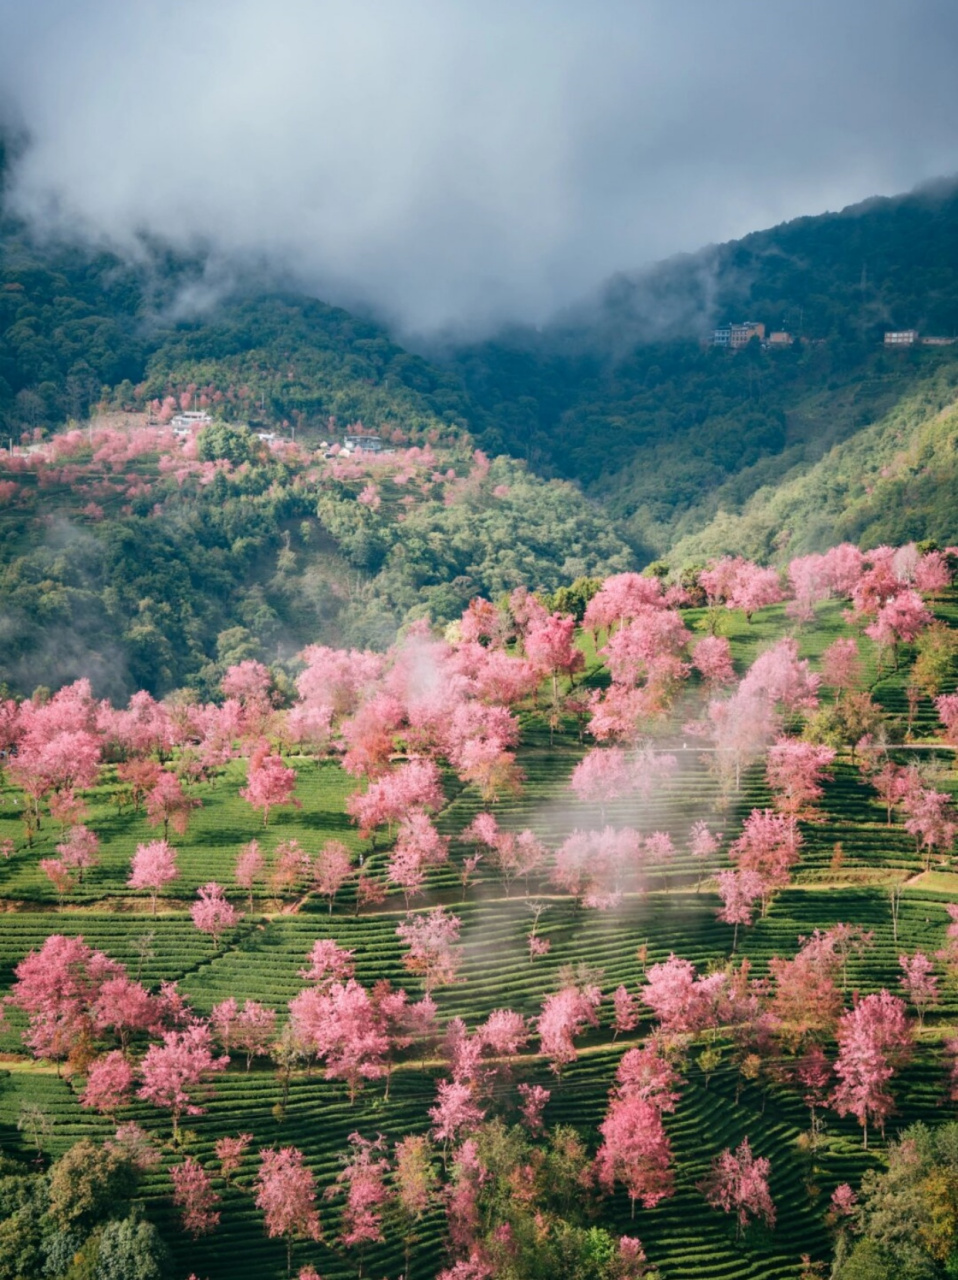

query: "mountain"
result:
(446, 178), (958, 558)
(3, 155), (958, 697)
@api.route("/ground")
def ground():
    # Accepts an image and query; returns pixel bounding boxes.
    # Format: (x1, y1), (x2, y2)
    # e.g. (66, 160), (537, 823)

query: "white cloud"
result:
(2, 0), (957, 335)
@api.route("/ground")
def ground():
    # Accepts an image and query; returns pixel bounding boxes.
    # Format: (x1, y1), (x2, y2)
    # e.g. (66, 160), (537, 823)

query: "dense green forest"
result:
(0, 431), (631, 700)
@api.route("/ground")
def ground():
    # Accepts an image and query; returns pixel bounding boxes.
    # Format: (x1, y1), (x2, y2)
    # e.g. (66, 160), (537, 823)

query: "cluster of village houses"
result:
(169, 410), (387, 454)
(713, 320), (956, 350)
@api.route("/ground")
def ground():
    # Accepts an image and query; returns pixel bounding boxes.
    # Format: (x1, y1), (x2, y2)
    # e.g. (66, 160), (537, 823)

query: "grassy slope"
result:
(1, 597), (958, 1278)
(666, 364), (958, 566)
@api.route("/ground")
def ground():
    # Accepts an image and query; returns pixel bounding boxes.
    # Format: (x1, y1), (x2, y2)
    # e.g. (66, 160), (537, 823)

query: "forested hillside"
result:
(4, 143), (958, 696)
(667, 367), (958, 565)
(0, 426), (630, 700)
(448, 180), (958, 558)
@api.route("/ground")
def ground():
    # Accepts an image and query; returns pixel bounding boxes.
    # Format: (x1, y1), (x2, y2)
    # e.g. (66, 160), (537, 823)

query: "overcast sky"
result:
(1, 0), (957, 336)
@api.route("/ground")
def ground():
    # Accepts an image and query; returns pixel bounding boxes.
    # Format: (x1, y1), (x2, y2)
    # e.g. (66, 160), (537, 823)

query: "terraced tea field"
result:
(1, 593), (957, 1279)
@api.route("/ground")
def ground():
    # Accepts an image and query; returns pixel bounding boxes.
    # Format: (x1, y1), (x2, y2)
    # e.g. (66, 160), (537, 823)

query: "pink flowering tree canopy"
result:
(171, 1156), (221, 1237)
(138, 1022), (229, 1140)
(699, 1137), (775, 1236)
(241, 748), (301, 826)
(254, 1145), (323, 1270)
(830, 989), (913, 1147)
(191, 882), (242, 949)
(396, 907), (462, 990)
(128, 840), (179, 916)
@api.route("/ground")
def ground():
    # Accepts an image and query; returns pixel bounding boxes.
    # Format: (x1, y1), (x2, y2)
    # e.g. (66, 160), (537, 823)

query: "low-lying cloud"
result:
(2, 0), (958, 336)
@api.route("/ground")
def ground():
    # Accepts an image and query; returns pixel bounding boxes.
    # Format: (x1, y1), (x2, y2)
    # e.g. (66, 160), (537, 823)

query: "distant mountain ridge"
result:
(445, 178), (958, 558)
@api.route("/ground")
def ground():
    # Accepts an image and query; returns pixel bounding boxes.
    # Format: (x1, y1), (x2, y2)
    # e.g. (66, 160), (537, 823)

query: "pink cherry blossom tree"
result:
(536, 983), (603, 1074)
(347, 758), (444, 840)
(429, 1078), (485, 1145)
(55, 824), (99, 883)
(216, 1132), (253, 1184)
(269, 839), (311, 902)
(191, 882), (242, 949)
(526, 611), (584, 710)
(601, 608), (691, 701)
(728, 564), (785, 622)
(459, 595), (510, 646)
(715, 868), (765, 950)
(80, 1050), (135, 1114)
(255, 1146), (322, 1274)
(729, 809), (803, 915)
(821, 543), (865, 597)
(108, 690), (172, 759)
(768, 933), (843, 1048)
(462, 811), (545, 896)
(328, 1131), (390, 1258)
(699, 1137), (775, 1237)
(550, 830), (598, 904)
(396, 907), (463, 990)
(595, 1093), (674, 1216)
(692, 635), (736, 686)
(688, 821), (722, 888)
(11, 726), (101, 824)
(235, 839), (265, 912)
(612, 985), (640, 1038)
(583, 573), (666, 638)
(869, 760), (916, 826)
(898, 951), (939, 1028)
(312, 841), (354, 913)
(707, 687), (779, 793)
(765, 739), (835, 820)
(288, 979), (390, 1101)
(221, 660), (275, 740)
(830, 990), (913, 1147)
(138, 1022), (229, 1141)
(241, 748), (301, 826)
(594, 1042), (681, 1216)
(936, 693), (958, 744)
(615, 1043), (683, 1109)
(641, 954), (721, 1037)
(739, 637), (820, 713)
(387, 812), (450, 906)
(300, 939), (357, 989)
(915, 549), (953, 595)
(517, 1082), (550, 1134)
(794, 1046), (832, 1146)
(9, 933), (124, 1065)
(145, 770), (200, 839)
(211, 997), (240, 1053)
(787, 553), (833, 623)
(92, 975), (159, 1049)
(128, 840), (179, 915)
(569, 747), (633, 817)
(902, 785), (958, 869)
(865, 589), (932, 661)
(40, 857), (76, 906)
(821, 637), (863, 695)
(171, 1157), (221, 1237)
(231, 1001), (276, 1070)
